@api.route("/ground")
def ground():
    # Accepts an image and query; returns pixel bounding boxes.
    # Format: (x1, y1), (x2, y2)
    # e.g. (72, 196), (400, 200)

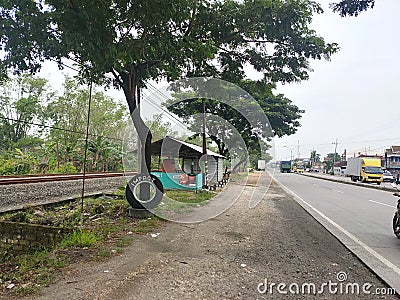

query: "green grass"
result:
(0, 247), (68, 296)
(230, 172), (248, 181)
(132, 216), (161, 234)
(165, 190), (216, 204)
(0, 189), (167, 297)
(57, 230), (98, 248)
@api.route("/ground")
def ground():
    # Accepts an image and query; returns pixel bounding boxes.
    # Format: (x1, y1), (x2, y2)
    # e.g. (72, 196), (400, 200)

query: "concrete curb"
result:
(273, 175), (400, 295)
(299, 172), (397, 193)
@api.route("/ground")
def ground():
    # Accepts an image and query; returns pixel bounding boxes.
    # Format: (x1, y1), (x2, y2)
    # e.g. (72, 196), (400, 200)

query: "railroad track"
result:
(0, 172), (136, 185)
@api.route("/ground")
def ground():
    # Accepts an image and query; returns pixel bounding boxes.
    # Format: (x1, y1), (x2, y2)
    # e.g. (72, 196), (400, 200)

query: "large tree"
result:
(0, 73), (50, 151)
(0, 0), (339, 176)
(46, 77), (127, 172)
(165, 80), (303, 164)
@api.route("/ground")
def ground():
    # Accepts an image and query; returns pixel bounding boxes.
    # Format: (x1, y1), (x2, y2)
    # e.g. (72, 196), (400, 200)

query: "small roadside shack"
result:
(149, 136), (225, 190)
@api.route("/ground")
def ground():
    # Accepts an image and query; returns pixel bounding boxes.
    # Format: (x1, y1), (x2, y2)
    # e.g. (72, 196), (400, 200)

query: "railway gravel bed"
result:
(0, 177), (129, 213)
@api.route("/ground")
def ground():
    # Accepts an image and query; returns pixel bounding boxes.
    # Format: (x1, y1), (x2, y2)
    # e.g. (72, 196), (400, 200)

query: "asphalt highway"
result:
(273, 171), (400, 292)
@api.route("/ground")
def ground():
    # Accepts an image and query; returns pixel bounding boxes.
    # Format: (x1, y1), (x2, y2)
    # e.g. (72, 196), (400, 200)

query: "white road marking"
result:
(276, 180), (400, 278)
(332, 189), (344, 194)
(369, 200), (396, 209)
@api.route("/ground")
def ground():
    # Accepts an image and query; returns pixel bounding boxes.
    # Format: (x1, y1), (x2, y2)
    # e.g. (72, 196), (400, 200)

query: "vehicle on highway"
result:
(383, 170), (395, 183)
(296, 165), (305, 173)
(258, 160), (266, 171)
(391, 182), (400, 239)
(280, 161), (291, 173)
(345, 157), (383, 185)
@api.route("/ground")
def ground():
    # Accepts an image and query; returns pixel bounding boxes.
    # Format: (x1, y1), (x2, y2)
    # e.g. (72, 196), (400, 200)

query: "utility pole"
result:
(284, 146), (295, 161)
(332, 138), (338, 174)
(202, 98), (208, 188)
(297, 140), (300, 159)
(310, 147), (315, 168)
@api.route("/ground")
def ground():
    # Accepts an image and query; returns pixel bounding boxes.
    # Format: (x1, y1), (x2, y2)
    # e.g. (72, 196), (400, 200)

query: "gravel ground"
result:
(0, 177), (128, 212)
(16, 172), (398, 300)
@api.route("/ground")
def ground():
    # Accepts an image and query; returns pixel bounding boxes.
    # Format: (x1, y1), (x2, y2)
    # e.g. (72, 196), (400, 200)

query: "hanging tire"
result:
(125, 174), (164, 209)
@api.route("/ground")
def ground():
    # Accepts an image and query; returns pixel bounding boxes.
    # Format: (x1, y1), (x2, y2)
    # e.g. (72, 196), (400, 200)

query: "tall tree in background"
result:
(46, 77), (127, 172)
(0, 74), (50, 151)
(0, 0), (339, 175)
(166, 80), (303, 169)
(0, 74), (128, 174)
(145, 114), (179, 143)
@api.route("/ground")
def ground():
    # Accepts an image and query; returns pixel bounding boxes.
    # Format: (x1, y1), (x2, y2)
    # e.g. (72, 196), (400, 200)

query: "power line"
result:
(141, 88), (188, 131)
(0, 115), (124, 142)
(277, 137), (400, 148)
(145, 83), (188, 125)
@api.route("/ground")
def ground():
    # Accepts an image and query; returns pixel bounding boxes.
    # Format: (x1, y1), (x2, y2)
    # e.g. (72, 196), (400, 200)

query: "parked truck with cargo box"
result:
(345, 157), (383, 185)
(257, 160), (266, 171)
(280, 161), (291, 173)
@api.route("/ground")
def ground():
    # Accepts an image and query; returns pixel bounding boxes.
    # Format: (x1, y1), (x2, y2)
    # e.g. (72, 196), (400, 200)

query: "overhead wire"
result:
(0, 115), (124, 142)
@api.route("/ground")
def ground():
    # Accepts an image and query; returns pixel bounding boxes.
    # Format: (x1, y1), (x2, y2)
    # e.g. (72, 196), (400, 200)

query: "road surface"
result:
(273, 171), (400, 292)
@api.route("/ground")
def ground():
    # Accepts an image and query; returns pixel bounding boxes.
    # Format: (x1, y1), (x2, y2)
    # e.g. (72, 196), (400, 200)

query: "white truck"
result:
(257, 160), (266, 171)
(345, 157), (383, 185)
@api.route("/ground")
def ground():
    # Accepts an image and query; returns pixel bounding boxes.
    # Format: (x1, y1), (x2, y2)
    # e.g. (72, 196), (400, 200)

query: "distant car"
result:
(383, 171), (395, 183)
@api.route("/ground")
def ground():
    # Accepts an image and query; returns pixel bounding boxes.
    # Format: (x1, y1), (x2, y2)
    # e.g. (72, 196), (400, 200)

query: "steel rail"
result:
(0, 172), (136, 185)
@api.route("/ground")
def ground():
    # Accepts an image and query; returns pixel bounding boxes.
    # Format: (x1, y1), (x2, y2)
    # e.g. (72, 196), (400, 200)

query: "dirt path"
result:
(22, 172), (398, 299)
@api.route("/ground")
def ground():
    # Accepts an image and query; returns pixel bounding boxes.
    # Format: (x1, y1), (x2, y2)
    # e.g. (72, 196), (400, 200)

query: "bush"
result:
(46, 162), (77, 174)
(0, 158), (32, 175)
(58, 230), (97, 248)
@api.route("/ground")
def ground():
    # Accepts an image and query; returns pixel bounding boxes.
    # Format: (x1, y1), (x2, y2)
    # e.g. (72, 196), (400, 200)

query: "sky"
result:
(36, 0), (400, 163)
(273, 0), (400, 161)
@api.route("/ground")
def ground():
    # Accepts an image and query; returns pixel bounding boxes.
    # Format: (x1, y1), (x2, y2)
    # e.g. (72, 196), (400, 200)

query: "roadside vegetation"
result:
(0, 75), (127, 175)
(0, 187), (219, 297)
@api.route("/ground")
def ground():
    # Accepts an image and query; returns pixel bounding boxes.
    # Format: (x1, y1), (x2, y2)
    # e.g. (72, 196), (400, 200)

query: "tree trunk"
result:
(119, 70), (153, 201)
(232, 154), (248, 173)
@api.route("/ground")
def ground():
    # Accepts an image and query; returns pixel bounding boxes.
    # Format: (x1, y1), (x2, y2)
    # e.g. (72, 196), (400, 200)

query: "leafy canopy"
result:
(330, 0), (375, 17)
(1, 0), (339, 90)
(166, 81), (303, 155)
(0, 0), (342, 174)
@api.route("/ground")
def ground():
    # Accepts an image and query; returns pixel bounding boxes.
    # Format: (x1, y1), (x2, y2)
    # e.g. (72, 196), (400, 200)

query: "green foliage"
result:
(165, 190), (215, 204)
(0, 247), (67, 295)
(0, 74), (50, 151)
(166, 80), (299, 171)
(145, 114), (179, 142)
(58, 230), (98, 248)
(45, 162), (77, 174)
(0, 0), (340, 164)
(323, 152), (342, 172)
(0, 75), (128, 175)
(0, 148), (37, 175)
(310, 150), (321, 163)
(45, 77), (127, 173)
(330, 0), (375, 17)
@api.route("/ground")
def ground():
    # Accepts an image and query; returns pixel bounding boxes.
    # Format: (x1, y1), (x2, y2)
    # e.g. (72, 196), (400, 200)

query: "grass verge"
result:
(0, 191), (163, 298)
(0, 187), (221, 297)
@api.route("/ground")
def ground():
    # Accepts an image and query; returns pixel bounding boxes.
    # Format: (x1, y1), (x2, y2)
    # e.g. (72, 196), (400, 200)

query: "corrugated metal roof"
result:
(150, 136), (225, 159)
